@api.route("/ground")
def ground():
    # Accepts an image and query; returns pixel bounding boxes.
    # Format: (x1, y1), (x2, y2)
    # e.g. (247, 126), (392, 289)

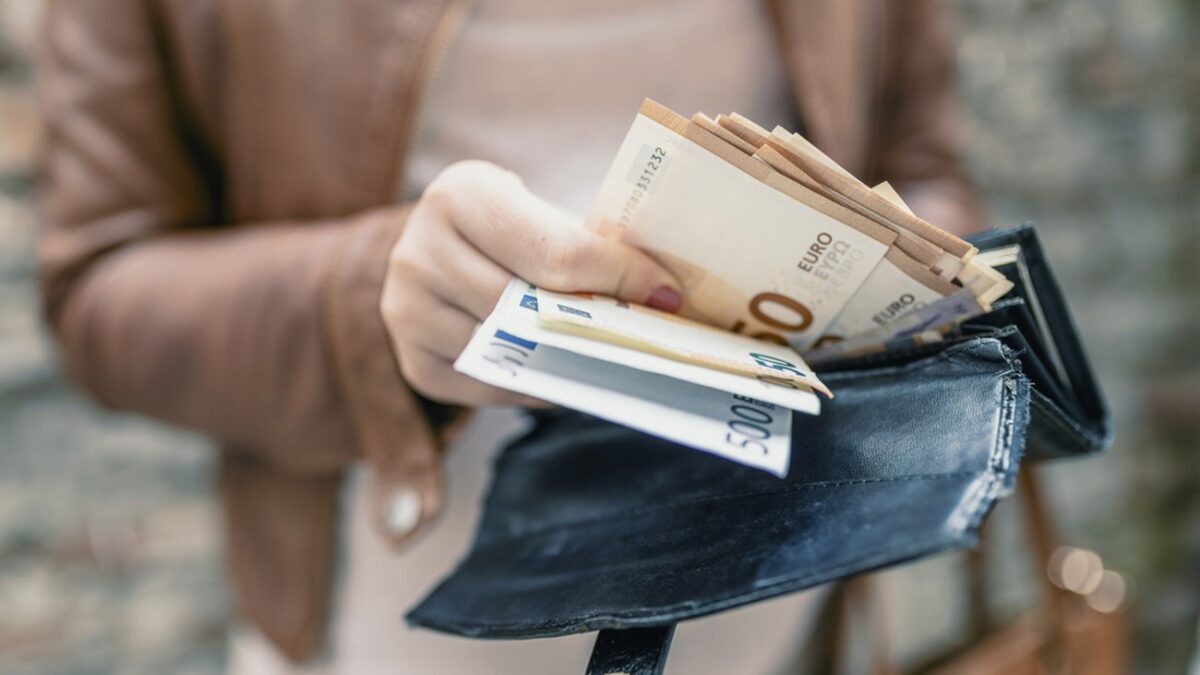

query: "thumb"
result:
(485, 178), (684, 312)
(555, 229), (684, 313)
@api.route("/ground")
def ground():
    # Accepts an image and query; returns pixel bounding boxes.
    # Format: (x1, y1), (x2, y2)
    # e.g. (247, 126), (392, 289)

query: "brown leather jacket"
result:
(37, 0), (982, 662)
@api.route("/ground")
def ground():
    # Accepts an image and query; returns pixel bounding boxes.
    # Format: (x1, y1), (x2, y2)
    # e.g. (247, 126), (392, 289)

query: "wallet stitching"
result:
(945, 371), (1019, 533)
(989, 376), (1013, 479)
(479, 472), (976, 546)
(995, 371), (1020, 474)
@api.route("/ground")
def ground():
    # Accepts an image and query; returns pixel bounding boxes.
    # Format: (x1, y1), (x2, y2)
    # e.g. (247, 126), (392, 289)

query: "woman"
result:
(38, 0), (981, 671)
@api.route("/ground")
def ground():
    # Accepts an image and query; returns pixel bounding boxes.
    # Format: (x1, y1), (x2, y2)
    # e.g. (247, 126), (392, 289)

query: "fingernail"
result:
(646, 285), (683, 313)
(382, 488), (423, 538)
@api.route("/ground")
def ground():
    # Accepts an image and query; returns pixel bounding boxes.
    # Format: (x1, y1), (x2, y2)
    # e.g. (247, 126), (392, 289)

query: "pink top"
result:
(402, 0), (795, 217)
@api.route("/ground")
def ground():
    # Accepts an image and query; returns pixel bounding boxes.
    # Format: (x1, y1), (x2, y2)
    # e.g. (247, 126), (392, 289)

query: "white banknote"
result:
(535, 287), (829, 399)
(455, 279), (796, 476)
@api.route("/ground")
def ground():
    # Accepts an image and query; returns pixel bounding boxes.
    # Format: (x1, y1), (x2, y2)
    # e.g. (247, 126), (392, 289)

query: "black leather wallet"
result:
(407, 224), (1111, 672)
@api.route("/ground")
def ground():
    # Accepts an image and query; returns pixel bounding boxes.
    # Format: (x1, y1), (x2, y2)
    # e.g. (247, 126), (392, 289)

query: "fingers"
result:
(425, 232), (512, 320)
(533, 228), (685, 313)
(400, 291), (479, 362)
(390, 199), (510, 320)
(382, 286), (550, 408)
(436, 161), (683, 312)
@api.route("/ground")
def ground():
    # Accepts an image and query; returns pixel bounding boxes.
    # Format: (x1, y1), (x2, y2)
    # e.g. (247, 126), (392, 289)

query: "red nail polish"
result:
(646, 285), (683, 313)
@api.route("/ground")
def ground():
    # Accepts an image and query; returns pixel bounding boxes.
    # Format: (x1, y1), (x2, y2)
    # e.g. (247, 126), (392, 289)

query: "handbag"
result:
(809, 466), (1130, 675)
(406, 225), (1113, 674)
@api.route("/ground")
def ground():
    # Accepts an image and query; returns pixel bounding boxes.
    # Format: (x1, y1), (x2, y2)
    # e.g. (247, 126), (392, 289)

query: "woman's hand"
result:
(381, 160), (683, 406)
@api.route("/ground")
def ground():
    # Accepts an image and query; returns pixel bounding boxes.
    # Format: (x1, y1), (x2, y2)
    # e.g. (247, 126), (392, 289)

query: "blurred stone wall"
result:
(0, 0), (1196, 673)
(961, 2), (1199, 672)
(880, 2), (1200, 673)
(0, 2), (227, 674)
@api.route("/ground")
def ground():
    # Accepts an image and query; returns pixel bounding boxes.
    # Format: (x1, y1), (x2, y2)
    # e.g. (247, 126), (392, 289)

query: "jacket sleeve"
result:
(873, 0), (985, 235)
(36, 0), (439, 476)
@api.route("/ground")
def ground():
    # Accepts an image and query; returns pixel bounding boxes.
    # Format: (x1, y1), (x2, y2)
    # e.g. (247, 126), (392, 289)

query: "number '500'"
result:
(724, 395), (778, 455)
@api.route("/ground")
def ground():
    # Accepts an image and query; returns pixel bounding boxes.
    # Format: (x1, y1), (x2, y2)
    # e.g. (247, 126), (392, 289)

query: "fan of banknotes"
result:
(456, 99), (1013, 477)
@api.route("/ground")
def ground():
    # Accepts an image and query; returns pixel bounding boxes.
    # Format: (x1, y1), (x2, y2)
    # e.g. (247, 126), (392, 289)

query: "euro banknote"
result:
(455, 278), (797, 475)
(535, 287), (830, 397)
(454, 99), (1014, 475)
(586, 99), (893, 350)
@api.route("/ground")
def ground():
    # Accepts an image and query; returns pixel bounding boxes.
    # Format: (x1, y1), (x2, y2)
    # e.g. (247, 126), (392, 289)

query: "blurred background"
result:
(0, 0), (1196, 673)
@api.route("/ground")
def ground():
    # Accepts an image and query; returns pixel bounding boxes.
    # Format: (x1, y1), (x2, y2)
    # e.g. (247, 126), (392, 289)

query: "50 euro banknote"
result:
(587, 99), (1010, 360)
(586, 99), (892, 350)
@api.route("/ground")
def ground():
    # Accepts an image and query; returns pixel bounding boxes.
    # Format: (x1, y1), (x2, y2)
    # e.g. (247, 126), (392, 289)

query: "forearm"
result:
(47, 208), (405, 473)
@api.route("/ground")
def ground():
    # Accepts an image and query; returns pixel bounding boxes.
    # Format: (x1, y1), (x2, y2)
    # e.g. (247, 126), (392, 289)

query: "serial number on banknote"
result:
(619, 145), (668, 229)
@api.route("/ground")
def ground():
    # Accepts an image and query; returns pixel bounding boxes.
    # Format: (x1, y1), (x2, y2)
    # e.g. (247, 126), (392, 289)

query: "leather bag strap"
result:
(933, 466), (1076, 672)
(808, 465), (1074, 674)
(585, 626), (676, 675)
(1013, 465), (1074, 670)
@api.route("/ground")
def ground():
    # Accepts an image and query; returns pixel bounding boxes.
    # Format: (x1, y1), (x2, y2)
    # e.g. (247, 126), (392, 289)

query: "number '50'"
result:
(750, 352), (807, 378)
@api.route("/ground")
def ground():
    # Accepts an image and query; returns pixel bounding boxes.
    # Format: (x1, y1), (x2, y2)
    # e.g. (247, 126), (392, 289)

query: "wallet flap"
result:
(963, 308), (1082, 421)
(408, 338), (1030, 638)
(969, 225), (1111, 455)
